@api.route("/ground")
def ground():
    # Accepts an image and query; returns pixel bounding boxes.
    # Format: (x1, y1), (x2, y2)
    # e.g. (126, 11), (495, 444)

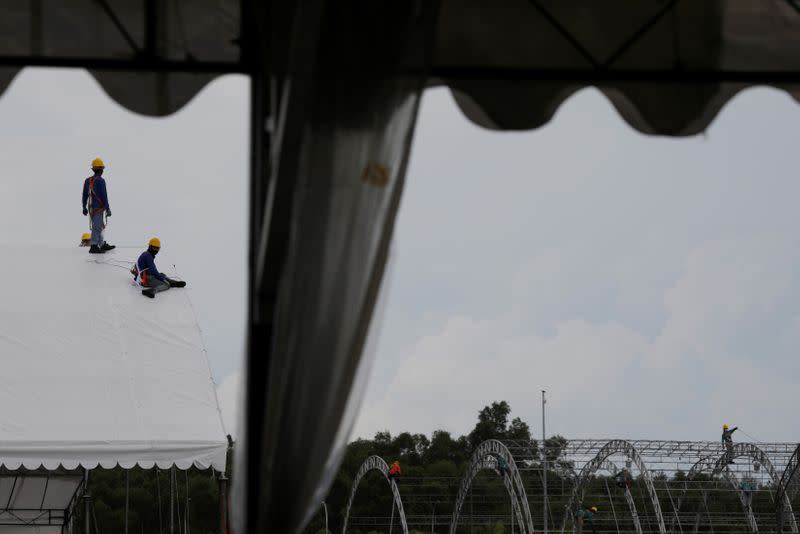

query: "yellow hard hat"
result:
(148, 237), (161, 248)
(590, 506), (598, 513)
(723, 424), (729, 430)
(91, 157), (105, 168)
(81, 233), (91, 241)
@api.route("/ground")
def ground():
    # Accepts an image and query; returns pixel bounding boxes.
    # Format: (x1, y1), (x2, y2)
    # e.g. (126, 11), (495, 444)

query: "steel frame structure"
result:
(670, 443), (798, 534)
(674, 457), (757, 534)
(341, 455), (409, 534)
(778, 445), (800, 533)
(449, 440), (534, 534)
(594, 459), (644, 534)
(345, 439), (800, 534)
(560, 440), (666, 534)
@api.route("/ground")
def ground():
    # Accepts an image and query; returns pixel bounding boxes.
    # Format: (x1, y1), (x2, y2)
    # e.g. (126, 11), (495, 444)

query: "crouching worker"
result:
(132, 237), (186, 298)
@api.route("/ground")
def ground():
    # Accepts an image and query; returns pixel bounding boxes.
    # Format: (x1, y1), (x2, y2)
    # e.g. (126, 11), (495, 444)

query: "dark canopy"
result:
(1, 2), (799, 533)
(2, 1), (799, 131)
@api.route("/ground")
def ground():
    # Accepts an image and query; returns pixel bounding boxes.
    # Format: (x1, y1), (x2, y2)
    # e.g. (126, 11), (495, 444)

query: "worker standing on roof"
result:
(133, 237), (186, 298)
(81, 157), (115, 254)
(575, 506), (598, 534)
(388, 460), (401, 480)
(722, 423), (738, 463)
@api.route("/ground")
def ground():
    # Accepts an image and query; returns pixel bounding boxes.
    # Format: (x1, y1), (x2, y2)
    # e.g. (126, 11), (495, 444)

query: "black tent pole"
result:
(83, 469), (91, 534)
(125, 470), (129, 534)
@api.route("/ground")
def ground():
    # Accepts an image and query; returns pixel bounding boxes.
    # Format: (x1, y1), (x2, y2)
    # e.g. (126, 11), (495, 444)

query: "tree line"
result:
(72, 401), (756, 534)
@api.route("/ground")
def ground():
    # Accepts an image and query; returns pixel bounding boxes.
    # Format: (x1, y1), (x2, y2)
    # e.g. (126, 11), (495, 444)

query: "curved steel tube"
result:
(777, 444), (800, 533)
(341, 455), (409, 534)
(595, 459), (643, 534)
(671, 443), (797, 534)
(449, 439), (535, 534)
(560, 439), (666, 534)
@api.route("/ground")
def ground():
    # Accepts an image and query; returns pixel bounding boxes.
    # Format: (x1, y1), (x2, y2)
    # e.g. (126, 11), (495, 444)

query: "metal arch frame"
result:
(476, 457), (528, 533)
(776, 444), (800, 533)
(594, 459), (644, 534)
(560, 439), (666, 534)
(684, 459), (758, 534)
(341, 456), (409, 534)
(670, 443), (797, 534)
(449, 439), (535, 534)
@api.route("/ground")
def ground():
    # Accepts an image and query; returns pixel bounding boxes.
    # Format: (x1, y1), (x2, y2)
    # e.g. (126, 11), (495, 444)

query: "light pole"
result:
(542, 390), (548, 534)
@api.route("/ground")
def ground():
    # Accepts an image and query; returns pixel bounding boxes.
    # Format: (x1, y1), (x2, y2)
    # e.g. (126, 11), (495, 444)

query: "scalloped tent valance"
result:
(430, 0), (800, 135)
(2, 1), (800, 133)
(0, 0), (241, 116)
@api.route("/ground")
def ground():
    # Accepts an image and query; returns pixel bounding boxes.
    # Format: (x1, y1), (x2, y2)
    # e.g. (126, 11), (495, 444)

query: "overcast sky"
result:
(4, 68), (799, 444)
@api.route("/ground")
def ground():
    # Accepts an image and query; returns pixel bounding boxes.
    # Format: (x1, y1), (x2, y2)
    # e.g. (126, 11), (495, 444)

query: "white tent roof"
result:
(0, 246), (227, 472)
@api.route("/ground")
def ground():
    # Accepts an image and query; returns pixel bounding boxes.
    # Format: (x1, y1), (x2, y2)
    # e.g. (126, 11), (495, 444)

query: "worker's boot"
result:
(141, 288), (156, 298)
(88, 245), (104, 254)
(168, 279), (186, 288)
(101, 242), (116, 252)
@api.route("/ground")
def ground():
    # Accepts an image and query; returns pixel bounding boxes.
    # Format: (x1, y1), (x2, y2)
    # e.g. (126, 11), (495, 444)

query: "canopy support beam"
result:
(432, 66), (800, 84)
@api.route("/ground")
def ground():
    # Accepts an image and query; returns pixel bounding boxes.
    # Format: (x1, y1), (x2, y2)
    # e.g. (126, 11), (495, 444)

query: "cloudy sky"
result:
(3, 68), (799, 444)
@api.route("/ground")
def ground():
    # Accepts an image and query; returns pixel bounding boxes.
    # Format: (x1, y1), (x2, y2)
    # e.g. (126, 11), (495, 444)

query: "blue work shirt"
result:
(137, 250), (166, 283)
(82, 174), (110, 214)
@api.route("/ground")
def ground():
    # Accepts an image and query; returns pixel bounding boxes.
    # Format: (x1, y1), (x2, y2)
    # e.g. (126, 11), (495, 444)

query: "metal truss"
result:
(593, 459), (643, 534)
(554, 440), (800, 460)
(450, 439), (534, 534)
(560, 439), (666, 534)
(670, 443), (797, 534)
(341, 455), (408, 534)
(777, 444), (800, 533)
(344, 439), (800, 534)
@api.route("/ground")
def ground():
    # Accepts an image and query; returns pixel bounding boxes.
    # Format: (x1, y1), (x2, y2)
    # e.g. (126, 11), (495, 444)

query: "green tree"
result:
(468, 401), (511, 449)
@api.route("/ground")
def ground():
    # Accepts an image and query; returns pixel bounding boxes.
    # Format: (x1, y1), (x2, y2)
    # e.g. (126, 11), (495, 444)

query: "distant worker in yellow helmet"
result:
(574, 506), (598, 534)
(132, 237), (186, 298)
(79, 233), (91, 247)
(81, 157), (115, 254)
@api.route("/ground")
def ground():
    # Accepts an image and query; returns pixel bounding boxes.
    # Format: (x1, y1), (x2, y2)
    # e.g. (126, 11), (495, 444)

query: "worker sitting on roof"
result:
(615, 467), (633, 490)
(81, 157), (115, 254)
(79, 232), (91, 247)
(133, 237), (186, 298)
(388, 460), (401, 480)
(575, 506), (598, 534)
(722, 423), (738, 463)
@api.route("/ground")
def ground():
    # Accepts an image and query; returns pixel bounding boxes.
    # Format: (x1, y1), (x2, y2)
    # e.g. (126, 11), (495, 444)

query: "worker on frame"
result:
(79, 233), (91, 247)
(740, 480), (754, 510)
(575, 506), (598, 534)
(491, 452), (510, 478)
(615, 466), (633, 490)
(722, 423), (738, 463)
(132, 237), (186, 298)
(388, 460), (401, 480)
(81, 157), (115, 254)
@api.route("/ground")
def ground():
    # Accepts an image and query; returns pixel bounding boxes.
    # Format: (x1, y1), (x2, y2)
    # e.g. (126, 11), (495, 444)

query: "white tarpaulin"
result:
(0, 245), (227, 472)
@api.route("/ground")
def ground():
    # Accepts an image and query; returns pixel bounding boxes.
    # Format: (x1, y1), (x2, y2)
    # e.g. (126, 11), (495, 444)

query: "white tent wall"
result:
(0, 246), (227, 472)
(0, 246), (228, 531)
